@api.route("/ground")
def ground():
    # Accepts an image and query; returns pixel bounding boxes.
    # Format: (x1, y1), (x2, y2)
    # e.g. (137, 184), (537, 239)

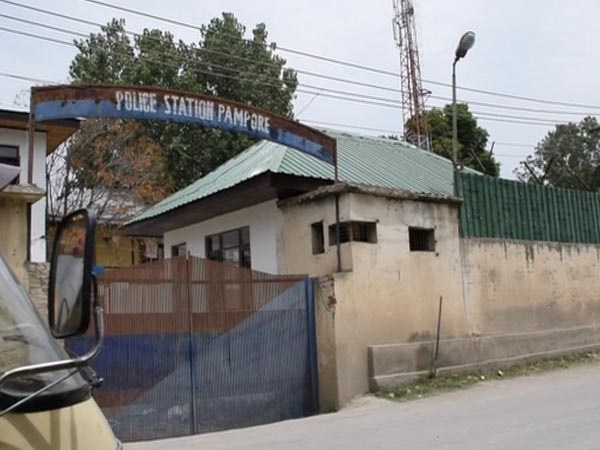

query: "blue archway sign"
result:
(28, 84), (342, 273)
(30, 84), (337, 167)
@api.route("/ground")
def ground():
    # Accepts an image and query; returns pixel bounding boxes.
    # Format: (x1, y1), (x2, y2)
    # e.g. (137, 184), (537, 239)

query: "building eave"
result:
(277, 182), (463, 208)
(0, 108), (80, 154)
(124, 172), (331, 236)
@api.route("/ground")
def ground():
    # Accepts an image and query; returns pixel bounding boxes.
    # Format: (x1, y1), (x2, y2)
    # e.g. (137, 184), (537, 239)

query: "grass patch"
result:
(377, 350), (600, 402)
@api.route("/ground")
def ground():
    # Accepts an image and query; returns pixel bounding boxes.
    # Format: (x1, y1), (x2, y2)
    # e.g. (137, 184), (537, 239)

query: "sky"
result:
(1, 0), (598, 178)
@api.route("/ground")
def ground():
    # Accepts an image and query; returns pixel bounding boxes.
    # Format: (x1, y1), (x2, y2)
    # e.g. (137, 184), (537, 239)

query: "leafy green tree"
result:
(514, 116), (600, 190)
(407, 104), (499, 176)
(68, 14), (298, 191)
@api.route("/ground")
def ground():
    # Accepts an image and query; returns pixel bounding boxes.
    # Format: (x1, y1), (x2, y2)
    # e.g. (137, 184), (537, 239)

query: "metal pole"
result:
(429, 296), (443, 378)
(333, 141), (342, 273)
(335, 194), (341, 272)
(334, 145), (339, 183)
(304, 279), (319, 414)
(451, 59), (458, 172)
(185, 254), (197, 434)
(27, 91), (35, 184)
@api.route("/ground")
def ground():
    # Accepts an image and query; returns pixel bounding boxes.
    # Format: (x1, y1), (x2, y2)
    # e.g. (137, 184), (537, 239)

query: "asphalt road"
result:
(126, 362), (600, 450)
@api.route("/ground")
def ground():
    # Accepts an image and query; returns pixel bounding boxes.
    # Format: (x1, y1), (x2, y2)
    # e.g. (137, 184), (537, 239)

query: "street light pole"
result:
(451, 31), (476, 195)
(452, 58), (458, 169)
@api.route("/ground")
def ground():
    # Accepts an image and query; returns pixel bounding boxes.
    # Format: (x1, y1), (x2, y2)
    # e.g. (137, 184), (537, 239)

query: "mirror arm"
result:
(0, 305), (104, 390)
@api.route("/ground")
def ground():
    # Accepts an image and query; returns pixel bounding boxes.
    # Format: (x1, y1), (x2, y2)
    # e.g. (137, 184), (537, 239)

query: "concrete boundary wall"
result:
(369, 325), (600, 391)
(364, 237), (600, 396)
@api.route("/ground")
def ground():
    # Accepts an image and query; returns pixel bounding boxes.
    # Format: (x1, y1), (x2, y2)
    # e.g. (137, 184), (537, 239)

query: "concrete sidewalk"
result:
(126, 362), (600, 450)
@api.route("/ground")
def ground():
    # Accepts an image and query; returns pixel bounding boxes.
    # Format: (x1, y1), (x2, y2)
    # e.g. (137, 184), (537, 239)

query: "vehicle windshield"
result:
(0, 249), (87, 404)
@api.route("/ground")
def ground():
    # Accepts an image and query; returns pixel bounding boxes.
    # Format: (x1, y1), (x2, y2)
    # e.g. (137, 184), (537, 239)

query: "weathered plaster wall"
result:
(330, 193), (466, 405)
(164, 200), (284, 274)
(313, 276), (339, 411)
(0, 196), (29, 287)
(0, 128), (48, 262)
(26, 261), (50, 320)
(279, 192), (465, 405)
(278, 194), (353, 276)
(368, 238), (600, 394)
(461, 239), (600, 334)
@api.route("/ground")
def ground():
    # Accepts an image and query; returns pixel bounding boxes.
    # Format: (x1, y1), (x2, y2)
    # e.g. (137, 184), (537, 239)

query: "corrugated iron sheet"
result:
(68, 257), (316, 442)
(458, 172), (600, 243)
(129, 129), (463, 225)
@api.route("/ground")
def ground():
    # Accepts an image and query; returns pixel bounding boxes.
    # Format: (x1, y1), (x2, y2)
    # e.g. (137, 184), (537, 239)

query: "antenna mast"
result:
(393, 0), (430, 149)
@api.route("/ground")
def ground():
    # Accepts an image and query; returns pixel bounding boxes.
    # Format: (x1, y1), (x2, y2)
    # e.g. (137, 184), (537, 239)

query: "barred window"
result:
(409, 227), (435, 252)
(329, 221), (377, 245)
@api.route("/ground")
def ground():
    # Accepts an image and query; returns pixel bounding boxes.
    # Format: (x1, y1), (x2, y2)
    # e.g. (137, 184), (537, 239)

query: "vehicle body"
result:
(0, 163), (120, 449)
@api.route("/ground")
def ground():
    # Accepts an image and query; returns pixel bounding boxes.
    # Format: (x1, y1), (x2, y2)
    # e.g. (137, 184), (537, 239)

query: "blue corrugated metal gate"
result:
(67, 257), (318, 442)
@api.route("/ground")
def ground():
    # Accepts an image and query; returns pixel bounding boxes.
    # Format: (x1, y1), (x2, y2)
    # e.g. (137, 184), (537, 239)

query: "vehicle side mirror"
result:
(48, 209), (97, 339)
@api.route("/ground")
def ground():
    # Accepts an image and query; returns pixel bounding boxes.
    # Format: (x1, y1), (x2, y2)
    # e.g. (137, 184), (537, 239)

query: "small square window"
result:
(409, 228), (435, 252)
(311, 221), (325, 254)
(329, 221), (377, 245)
(351, 222), (377, 243)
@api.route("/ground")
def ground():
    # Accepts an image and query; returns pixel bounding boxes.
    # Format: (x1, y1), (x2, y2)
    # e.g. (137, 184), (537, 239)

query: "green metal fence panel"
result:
(457, 172), (600, 243)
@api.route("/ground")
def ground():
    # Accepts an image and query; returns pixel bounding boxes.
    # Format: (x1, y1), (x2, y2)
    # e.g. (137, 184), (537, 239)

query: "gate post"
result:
(186, 254), (198, 434)
(304, 278), (319, 414)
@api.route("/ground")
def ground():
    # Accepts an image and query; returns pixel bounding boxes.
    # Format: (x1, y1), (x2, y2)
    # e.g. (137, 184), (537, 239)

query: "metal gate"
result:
(67, 256), (318, 442)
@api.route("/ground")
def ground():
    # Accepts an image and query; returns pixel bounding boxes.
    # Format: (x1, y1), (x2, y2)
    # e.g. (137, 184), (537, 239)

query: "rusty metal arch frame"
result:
(28, 84), (336, 181)
(28, 84), (343, 271)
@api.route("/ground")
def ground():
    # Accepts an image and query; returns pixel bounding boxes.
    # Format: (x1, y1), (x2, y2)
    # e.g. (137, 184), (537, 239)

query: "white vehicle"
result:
(0, 164), (120, 449)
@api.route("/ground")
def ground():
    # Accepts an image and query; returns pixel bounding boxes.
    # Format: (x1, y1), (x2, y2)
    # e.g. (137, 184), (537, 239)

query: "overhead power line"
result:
(0, 0), (104, 29)
(0, 21), (579, 127)
(0, 12), (89, 38)
(77, 0), (200, 30)
(0, 67), (559, 130)
(0, 19), (588, 126)
(0, 25), (73, 46)
(494, 141), (536, 148)
(0, 71), (53, 84)
(5, 0), (596, 111)
(3, 2), (600, 116)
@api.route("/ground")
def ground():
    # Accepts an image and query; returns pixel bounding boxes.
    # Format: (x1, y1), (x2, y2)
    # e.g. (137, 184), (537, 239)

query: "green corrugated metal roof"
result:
(129, 130), (460, 224)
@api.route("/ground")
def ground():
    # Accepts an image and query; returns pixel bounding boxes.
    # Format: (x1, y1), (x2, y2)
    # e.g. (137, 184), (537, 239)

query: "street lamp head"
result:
(455, 31), (476, 61)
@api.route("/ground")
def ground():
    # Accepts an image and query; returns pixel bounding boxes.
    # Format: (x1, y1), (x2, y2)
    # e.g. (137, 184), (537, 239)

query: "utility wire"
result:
(494, 141), (537, 148)
(77, 0), (200, 30)
(0, 0), (105, 29)
(0, 23), (581, 125)
(0, 67), (559, 130)
(0, 25), (73, 46)
(0, 72), (539, 152)
(0, 25), (576, 126)
(63, 0), (600, 110)
(2, 4), (600, 116)
(0, 71), (53, 84)
(0, 12), (89, 38)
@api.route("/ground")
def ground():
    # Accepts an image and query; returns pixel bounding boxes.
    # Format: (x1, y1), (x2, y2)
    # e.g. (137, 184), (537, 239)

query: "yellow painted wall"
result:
(49, 224), (146, 269)
(94, 227), (140, 268)
(461, 239), (600, 335)
(0, 196), (29, 288)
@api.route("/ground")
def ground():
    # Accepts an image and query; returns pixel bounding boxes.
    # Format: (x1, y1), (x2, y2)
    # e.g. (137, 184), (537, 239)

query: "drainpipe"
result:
(335, 193), (341, 272)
